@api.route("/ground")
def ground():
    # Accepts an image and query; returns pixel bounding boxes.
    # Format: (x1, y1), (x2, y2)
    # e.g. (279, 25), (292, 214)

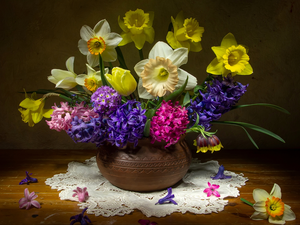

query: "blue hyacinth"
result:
(188, 76), (248, 130)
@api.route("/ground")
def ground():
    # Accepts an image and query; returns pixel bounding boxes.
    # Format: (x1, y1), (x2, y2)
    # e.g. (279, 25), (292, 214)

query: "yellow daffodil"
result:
(118, 9), (155, 50)
(105, 67), (137, 96)
(78, 19), (122, 67)
(206, 33), (253, 77)
(18, 91), (53, 127)
(166, 11), (204, 52)
(48, 57), (78, 90)
(134, 41), (197, 99)
(76, 64), (109, 93)
(251, 183), (296, 224)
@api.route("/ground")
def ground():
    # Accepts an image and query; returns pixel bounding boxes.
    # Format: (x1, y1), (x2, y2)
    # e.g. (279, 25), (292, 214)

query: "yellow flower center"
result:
(140, 56), (179, 97)
(124, 9), (149, 34)
(84, 77), (100, 92)
(223, 45), (249, 74)
(265, 196), (284, 217)
(87, 37), (106, 55)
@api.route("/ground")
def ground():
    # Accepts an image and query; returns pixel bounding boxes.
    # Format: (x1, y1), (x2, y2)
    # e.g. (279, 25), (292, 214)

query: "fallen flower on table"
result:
(72, 187), (89, 202)
(19, 188), (41, 210)
(241, 183), (296, 224)
(155, 187), (178, 205)
(19, 171), (38, 185)
(204, 182), (220, 197)
(70, 208), (91, 225)
(138, 219), (158, 225)
(211, 165), (232, 180)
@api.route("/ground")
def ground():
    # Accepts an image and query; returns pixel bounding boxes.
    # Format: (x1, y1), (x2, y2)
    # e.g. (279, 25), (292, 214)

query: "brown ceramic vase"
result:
(96, 136), (192, 192)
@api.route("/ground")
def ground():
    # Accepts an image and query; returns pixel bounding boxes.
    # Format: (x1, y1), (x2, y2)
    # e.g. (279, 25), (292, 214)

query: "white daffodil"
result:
(251, 183), (296, 224)
(78, 19), (122, 67)
(134, 41), (197, 99)
(48, 56), (78, 90)
(75, 64), (109, 93)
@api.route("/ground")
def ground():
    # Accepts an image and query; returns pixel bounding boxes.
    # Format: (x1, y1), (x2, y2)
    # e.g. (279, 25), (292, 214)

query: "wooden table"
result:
(0, 149), (299, 225)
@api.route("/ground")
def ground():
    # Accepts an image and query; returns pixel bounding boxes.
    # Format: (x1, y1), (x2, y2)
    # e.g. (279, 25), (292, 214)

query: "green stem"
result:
(99, 54), (109, 86)
(139, 49), (144, 60)
(241, 198), (254, 206)
(116, 46), (128, 69)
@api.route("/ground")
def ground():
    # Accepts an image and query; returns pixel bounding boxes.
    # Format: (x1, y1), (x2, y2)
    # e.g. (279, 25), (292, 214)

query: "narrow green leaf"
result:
(164, 76), (189, 103)
(240, 198), (254, 206)
(183, 91), (191, 106)
(99, 54), (109, 86)
(241, 127), (259, 149)
(231, 103), (290, 114)
(143, 119), (151, 137)
(116, 46), (128, 69)
(145, 109), (156, 120)
(211, 121), (285, 143)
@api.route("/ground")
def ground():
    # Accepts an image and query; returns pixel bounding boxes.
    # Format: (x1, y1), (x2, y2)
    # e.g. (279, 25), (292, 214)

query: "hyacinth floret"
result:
(107, 100), (147, 148)
(150, 100), (189, 148)
(188, 76), (248, 130)
(47, 102), (98, 132)
(67, 115), (107, 146)
(91, 86), (122, 116)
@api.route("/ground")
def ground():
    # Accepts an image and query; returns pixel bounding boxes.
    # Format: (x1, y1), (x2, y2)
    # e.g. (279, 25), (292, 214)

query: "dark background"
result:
(1, 0), (299, 150)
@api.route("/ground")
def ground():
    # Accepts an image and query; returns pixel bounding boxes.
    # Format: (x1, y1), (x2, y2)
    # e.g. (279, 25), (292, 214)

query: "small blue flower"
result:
(70, 208), (91, 225)
(155, 187), (178, 205)
(211, 165), (232, 180)
(19, 171), (38, 185)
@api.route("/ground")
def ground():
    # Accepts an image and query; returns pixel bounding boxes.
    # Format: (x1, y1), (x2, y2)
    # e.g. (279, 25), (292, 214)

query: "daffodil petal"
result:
(206, 58), (224, 75)
(166, 31), (181, 50)
(270, 183), (282, 199)
(47, 75), (58, 84)
(87, 53), (98, 67)
(80, 25), (94, 42)
(66, 56), (75, 73)
(119, 32), (133, 46)
(221, 33), (237, 48)
(101, 48), (118, 62)
(144, 27), (155, 44)
(94, 19), (110, 37)
(118, 15), (129, 32)
(189, 41), (202, 52)
(175, 11), (185, 29)
(103, 32), (122, 48)
(268, 216), (285, 225)
(237, 63), (253, 75)
(51, 69), (76, 80)
(168, 47), (188, 67)
(253, 188), (270, 202)
(138, 78), (155, 99)
(78, 39), (89, 55)
(282, 204), (296, 221)
(148, 11), (154, 27)
(212, 46), (226, 59)
(134, 59), (149, 75)
(75, 74), (87, 86)
(149, 41), (173, 59)
(43, 109), (54, 118)
(253, 201), (267, 213)
(176, 68), (197, 90)
(19, 98), (40, 111)
(250, 211), (268, 220)
(131, 33), (146, 50)
(55, 77), (77, 90)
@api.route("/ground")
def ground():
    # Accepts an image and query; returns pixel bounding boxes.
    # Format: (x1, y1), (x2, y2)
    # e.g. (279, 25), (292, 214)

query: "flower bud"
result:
(105, 67), (137, 96)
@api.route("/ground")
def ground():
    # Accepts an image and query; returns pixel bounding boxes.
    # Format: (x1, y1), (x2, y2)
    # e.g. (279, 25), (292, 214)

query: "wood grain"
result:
(0, 149), (299, 225)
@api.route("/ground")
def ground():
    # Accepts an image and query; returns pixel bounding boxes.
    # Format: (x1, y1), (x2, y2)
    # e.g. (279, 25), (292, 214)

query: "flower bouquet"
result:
(19, 9), (288, 190)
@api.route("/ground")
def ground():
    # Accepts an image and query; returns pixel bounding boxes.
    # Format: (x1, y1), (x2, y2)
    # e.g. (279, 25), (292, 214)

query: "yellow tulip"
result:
(18, 91), (53, 127)
(105, 67), (137, 96)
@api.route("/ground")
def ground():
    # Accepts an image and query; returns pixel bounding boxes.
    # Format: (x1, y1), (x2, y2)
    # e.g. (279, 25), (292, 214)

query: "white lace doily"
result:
(45, 157), (248, 217)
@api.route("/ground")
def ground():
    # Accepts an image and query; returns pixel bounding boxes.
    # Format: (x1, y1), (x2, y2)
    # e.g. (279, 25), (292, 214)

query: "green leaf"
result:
(231, 103), (290, 114)
(116, 46), (128, 69)
(145, 109), (156, 120)
(183, 91), (191, 106)
(211, 120), (285, 143)
(99, 54), (109, 87)
(164, 76), (189, 103)
(241, 126), (259, 149)
(143, 119), (151, 137)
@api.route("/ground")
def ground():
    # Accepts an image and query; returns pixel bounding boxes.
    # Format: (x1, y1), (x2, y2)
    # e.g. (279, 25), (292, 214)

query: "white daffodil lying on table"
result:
(48, 56), (78, 90)
(78, 19), (122, 67)
(134, 41), (197, 99)
(250, 183), (296, 224)
(76, 64), (109, 93)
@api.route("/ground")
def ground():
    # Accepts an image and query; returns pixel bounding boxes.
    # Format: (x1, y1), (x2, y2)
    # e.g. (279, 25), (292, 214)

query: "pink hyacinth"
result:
(47, 102), (98, 132)
(72, 187), (89, 202)
(150, 100), (189, 147)
(203, 182), (220, 197)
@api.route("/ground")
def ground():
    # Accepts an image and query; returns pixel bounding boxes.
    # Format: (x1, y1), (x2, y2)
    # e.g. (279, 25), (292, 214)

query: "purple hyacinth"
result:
(91, 86), (122, 116)
(188, 76), (248, 130)
(67, 115), (107, 146)
(107, 100), (147, 148)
